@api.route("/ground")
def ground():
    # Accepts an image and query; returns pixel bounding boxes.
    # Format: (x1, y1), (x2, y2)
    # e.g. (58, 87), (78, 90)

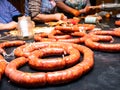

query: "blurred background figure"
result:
(56, 0), (92, 18)
(25, 0), (67, 23)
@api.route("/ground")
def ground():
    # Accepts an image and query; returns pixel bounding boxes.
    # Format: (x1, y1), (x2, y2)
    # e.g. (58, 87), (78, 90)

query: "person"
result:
(25, 0), (67, 23)
(0, 0), (22, 31)
(56, 0), (92, 18)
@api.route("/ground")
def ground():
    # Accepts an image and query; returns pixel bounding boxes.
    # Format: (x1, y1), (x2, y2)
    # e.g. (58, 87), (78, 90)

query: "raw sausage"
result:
(54, 26), (79, 32)
(48, 30), (71, 39)
(0, 55), (8, 80)
(5, 42), (94, 87)
(0, 40), (26, 55)
(85, 30), (120, 52)
(28, 44), (80, 70)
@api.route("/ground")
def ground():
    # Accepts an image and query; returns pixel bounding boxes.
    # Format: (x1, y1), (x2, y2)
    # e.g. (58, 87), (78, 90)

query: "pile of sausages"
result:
(34, 25), (95, 43)
(34, 25), (120, 52)
(0, 41), (94, 87)
(85, 29), (120, 52)
(1, 24), (120, 87)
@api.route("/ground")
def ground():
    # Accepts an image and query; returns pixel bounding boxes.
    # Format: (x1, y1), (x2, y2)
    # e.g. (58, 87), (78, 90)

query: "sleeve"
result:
(7, 1), (21, 17)
(28, 0), (41, 18)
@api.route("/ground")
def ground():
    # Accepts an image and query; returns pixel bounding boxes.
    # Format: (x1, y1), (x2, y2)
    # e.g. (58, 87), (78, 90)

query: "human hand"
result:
(72, 10), (80, 17)
(6, 21), (18, 30)
(54, 13), (67, 21)
(81, 6), (91, 13)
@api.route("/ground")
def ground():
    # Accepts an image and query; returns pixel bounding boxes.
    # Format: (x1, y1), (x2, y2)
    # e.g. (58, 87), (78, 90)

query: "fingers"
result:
(55, 13), (67, 21)
(61, 14), (67, 20)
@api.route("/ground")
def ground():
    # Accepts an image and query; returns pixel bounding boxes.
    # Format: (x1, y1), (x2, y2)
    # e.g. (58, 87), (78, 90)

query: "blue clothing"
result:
(25, 0), (59, 17)
(25, 0), (29, 16)
(0, 0), (21, 23)
(64, 0), (89, 10)
(40, 0), (56, 14)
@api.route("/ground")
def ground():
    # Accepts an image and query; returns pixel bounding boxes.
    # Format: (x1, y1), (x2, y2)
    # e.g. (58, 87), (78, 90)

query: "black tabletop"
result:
(0, 17), (120, 90)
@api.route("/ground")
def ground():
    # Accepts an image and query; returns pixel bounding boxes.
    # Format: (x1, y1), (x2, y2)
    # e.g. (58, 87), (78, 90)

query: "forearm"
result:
(0, 21), (17, 30)
(56, 2), (80, 16)
(0, 24), (11, 30)
(32, 14), (57, 22)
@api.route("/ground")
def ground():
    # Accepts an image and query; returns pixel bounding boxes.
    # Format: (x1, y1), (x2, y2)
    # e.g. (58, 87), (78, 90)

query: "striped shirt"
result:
(26, 0), (90, 18)
(27, 0), (61, 18)
(0, 0), (21, 23)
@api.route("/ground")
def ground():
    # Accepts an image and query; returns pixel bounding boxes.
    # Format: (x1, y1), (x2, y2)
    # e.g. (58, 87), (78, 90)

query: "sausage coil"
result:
(28, 43), (80, 70)
(5, 42), (94, 87)
(85, 30), (120, 52)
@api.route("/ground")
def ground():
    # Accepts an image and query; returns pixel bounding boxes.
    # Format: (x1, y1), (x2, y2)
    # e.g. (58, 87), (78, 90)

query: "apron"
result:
(65, 0), (88, 10)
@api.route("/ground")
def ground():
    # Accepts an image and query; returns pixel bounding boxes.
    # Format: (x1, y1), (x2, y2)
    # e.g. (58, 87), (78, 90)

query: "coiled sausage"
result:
(5, 42), (94, 87)
(28, 44), (80, 70)
(85, 30), (120, 52)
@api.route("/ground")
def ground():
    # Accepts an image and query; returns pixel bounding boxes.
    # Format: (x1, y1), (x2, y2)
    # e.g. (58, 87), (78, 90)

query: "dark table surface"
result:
(0, 17), (120, 90)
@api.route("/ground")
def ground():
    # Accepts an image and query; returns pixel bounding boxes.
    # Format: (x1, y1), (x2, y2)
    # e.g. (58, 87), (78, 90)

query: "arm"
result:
(0, 21), (17, 30)
(79, 0), (91, 13)
(32, 13), (67, 22)
(56, 0), (92, 17)
(28, 0), (67, 22)
(7, 0), (21, 17)
(56, 1), (81, 17)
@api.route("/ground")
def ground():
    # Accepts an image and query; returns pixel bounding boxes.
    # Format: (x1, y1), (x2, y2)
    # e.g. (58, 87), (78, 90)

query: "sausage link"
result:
(47, 43), (94, 85)
(0, 40), (26, 55)
(14, 42), (52, 57)
(5, 57), (47, 87)
(0, 40), (26, 48)
(5, 42), (94, 87)
(85, 30), (120, 52)
(54, 26), (79, 32)
(29, 48), (66, 70)
(28, 44), (80, 70)
(48, 30), (72, 39)
(34, 33), (57, 42)
(0, 55), (8, 80)
(85, 35), (120, 52)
